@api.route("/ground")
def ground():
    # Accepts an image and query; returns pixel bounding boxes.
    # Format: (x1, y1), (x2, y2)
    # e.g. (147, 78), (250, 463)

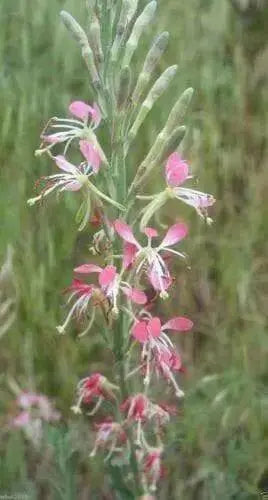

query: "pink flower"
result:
(132, 316), (193, 344)
(27, 155), (91, 206)
(79, 140), (101, 173)
(12, 391), (60, 433)
(120, 394), (150, 422)
(74, 263), (147, 313)
(12, 411), (31, 428)
(144, 448), (164, 492)
(114, 220), (188, 297)
(132, 315), (193, 397)
(37, 100), (102, 160)
(165, 152), (215, 220)
(69, 101), (101, 125)
(90, 420), (126, 458)
(71, 373), (118, 415)
(56, 278), (95, 335)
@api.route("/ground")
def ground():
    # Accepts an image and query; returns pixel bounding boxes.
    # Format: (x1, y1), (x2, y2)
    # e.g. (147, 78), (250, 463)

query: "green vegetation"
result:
(0, 0), (267, 498)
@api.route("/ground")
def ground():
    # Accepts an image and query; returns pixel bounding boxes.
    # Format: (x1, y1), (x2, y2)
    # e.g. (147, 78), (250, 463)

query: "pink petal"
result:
(158, 349), (182, 371)
(64, 181), (82, 191)
(143, 227), (158, 238)
(162, 316), (193, 332)
(114, 220), (139, 246)
(55, 155), (77, 173)
(123, 242), (138, 269)
(161, 223), (188, 247)
(79, 140), (101, 173)
(165, 153), (189, 187)
(99, 265), (117, 287)
(147, 317), (162, 338)
(66, 279), (93, 296)
(132, 321), (149, 343)
(148, 264), (172, 292)
(122, 287), (147, 305)
(74, 264), (102, 274)
(12, 411), (31, 428)
(197, 193), (215, 208)
(69, 101), (96, 121)
(17, 392), (39, 408)
(42, 134), (64, 144)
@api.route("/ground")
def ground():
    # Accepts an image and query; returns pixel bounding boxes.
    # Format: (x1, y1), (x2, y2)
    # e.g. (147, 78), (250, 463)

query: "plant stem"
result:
(111, 103), (144, 497)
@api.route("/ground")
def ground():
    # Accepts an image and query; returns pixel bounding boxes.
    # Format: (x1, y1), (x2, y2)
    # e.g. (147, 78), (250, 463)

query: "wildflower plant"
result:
(28, 1), (215, 497)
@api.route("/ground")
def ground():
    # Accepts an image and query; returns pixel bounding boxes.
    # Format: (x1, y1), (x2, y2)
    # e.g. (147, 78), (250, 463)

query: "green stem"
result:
(110, 99), (144, 498)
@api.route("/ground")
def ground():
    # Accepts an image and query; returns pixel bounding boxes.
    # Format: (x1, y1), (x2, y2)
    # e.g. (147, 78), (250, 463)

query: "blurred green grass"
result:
(0, 0), (267, 498)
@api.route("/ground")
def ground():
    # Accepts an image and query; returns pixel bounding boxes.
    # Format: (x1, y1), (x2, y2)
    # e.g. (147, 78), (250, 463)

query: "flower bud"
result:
(89, 14), (104, 65)
(139, 191), (169, 230)
(132, 32), (170, 104)
(128, 65), (178, 143)
(126, 0), (139, 24)
(117, 66), (132, 110)
(111, 0), (132, 61)
(164, 87), (194, 135)
(135, 126), (186, 191)
(60, 11), (88, 46)
(60, 11), (100, 87)
(82, 46), (100, 87)
(123, 1), (157, 67)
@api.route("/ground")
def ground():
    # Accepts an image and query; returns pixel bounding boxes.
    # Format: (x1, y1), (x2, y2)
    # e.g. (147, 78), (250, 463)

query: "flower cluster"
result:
(28, 4), (216, 497)
(11, 391), (60, 447)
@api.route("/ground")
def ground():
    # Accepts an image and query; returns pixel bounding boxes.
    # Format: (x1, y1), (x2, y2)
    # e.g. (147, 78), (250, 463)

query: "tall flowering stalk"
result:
(28, 1), (215, 497)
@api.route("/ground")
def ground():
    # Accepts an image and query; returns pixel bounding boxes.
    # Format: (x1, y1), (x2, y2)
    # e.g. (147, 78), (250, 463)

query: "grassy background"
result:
(0, 0), (267, 498)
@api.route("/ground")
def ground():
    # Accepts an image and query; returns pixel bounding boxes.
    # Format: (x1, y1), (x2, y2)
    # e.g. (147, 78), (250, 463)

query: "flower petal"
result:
(55, 155), (77, 173)
(69, 101), (96, 121)
(123, 242), (138, 269)
(162, 316), (193, 332)
(42, 134), (65, 144)
(148, 263), (172, 292)
(143, 227), (158, 238)
(80, 140), (101, 173)
(66, 279), (93, 296)
(114, 220), (139, 246)
(99, 265), (117, 287)
(122, 287), (147, 305)
(165, 152), (189, 187)
(132, 321), (149, 343)
(160, 223), (188, 247)
(147, 317), (162, 338)
(74, 264), (102, 274)
(12, 411), (31, 428)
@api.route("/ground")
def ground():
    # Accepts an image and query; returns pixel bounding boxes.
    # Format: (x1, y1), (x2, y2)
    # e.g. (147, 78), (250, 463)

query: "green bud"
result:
(82, 46), (100, 87)
(89, 14), (104, 64)
(60, 11), (88, 47)
(159, 125), (186, 161)
(111, 0), (132, 61)
(132, 32), (169, 104)
(117, 66), (132, 109)
(164, 87), (194, 134)
(139, 191), (169, 230)
(144, 32), (169, 74)
(144, 65), (177, 106)
(60, 11), (100, 87)
(131, 87), (193, 180)
(127, 0), (139, 24)
(128, 65), (177, 143)
(123, 1), (157, 67)
(134, 126), (186, 192)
